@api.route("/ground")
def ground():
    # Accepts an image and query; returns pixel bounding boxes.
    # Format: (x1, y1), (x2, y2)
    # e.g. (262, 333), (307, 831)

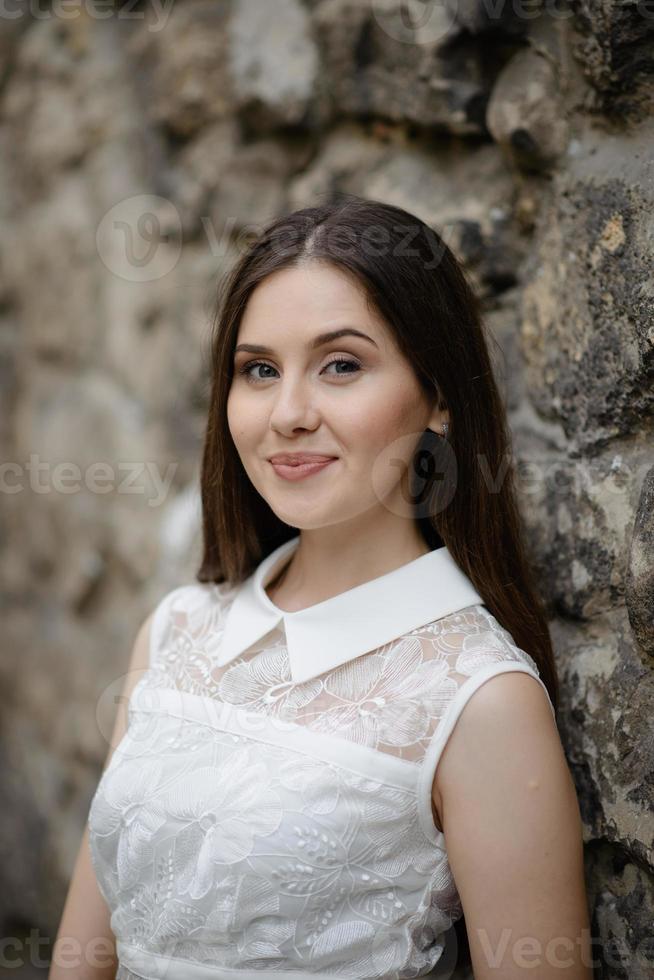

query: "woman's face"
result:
(227, 261), (443, 530)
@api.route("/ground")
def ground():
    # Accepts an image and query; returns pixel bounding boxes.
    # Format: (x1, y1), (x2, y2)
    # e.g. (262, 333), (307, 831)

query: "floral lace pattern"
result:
(146, 584), (542, 765)
(88, 582), (550, 979)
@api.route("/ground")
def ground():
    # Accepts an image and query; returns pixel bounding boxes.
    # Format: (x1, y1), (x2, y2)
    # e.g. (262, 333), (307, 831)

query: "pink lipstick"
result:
(268, 454), (338, 482)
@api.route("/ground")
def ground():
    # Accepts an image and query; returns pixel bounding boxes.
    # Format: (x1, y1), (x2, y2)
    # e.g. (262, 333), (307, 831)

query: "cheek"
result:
(227, 388), (259, 446)
(342, 384), (426, 454)
(225, 390), (240, 444)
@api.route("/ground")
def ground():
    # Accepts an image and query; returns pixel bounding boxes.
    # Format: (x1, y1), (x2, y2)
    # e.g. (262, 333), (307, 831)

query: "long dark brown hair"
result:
(196, 194), (559, 713)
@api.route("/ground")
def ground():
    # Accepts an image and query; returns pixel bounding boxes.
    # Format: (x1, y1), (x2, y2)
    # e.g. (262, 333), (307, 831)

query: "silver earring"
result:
(441, 422), (449, 439)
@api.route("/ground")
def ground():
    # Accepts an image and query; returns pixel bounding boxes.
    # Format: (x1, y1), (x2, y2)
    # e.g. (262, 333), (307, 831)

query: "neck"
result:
(265, 513), (432, 612)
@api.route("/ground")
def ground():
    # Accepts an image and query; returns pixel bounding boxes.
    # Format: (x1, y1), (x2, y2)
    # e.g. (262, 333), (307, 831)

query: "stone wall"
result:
(0, 0), (652, 976)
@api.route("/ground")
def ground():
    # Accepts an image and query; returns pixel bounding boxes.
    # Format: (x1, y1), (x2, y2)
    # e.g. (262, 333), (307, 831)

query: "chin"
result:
(266, 498), (339, 530)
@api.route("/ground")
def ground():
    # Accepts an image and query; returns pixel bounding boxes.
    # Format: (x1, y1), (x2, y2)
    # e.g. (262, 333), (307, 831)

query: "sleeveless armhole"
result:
(416, 662), (556, 843)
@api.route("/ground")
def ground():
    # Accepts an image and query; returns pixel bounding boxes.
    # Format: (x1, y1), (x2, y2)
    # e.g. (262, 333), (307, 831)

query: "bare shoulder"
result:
(433, 671), (571, 821)
(432, 671), (592, 979)
(433, 670), (561, 804)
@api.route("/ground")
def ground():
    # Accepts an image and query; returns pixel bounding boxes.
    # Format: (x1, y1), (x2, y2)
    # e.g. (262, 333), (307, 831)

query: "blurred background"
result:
(0, 0), (653, 976)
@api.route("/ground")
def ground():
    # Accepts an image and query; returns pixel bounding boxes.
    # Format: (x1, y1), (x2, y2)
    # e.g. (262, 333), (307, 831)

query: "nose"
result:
(268, 373), (320, 435)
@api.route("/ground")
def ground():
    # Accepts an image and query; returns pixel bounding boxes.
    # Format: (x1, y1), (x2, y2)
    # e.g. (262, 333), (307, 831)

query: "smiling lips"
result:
(268, 453), (338, 481)
(269, 452), (335, 464)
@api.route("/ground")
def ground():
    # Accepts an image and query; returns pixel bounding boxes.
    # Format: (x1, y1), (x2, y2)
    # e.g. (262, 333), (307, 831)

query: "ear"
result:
(427, 402), (450, 436)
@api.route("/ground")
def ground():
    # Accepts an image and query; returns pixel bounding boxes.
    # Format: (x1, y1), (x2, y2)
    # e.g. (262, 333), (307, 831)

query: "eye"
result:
(322, 357), (361, 376)
(237, 357), (362, 383)
(238, 361), (279, 382)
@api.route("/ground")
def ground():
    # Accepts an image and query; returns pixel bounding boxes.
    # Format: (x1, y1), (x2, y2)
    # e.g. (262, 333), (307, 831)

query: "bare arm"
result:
(432, 671), (594, 980)
(48, 611), (155, 979)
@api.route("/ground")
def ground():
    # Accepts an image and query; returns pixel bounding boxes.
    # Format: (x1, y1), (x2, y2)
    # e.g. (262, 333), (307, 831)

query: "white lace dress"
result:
(88, 547), (555, 980)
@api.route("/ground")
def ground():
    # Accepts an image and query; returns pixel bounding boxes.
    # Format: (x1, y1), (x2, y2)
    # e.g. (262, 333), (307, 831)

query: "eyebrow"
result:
(233, 327), (378, 356)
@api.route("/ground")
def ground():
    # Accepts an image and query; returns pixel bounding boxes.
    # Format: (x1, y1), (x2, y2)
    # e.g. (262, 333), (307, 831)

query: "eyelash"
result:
(237, 357), (362, 384)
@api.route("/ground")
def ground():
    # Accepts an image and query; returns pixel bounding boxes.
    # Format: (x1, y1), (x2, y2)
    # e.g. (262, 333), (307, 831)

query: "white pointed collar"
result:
(218, 535), (483, 685)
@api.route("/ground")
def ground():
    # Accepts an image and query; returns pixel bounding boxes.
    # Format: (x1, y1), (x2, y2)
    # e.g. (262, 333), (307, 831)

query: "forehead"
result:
(238, 263), (387, 341)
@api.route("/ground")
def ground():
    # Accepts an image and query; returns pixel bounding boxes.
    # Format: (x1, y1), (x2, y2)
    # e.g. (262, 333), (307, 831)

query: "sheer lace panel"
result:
(139, 583), (549, 770)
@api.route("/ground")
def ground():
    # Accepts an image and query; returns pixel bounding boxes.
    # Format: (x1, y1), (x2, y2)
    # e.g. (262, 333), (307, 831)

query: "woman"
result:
(51, 197), (593, 979)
